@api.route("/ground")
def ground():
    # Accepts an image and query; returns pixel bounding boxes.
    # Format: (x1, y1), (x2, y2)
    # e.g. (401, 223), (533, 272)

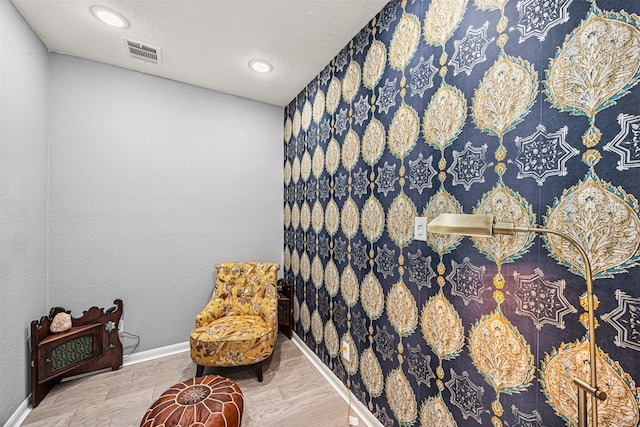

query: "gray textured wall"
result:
(48, 54), (284, 352)
(0, 0), (49, 424)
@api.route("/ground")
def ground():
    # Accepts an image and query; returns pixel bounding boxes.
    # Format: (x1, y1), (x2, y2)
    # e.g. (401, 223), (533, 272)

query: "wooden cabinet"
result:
(36, 323), (104, 383)
(30, 300), (123, 407)
(278, 282), (292, 339)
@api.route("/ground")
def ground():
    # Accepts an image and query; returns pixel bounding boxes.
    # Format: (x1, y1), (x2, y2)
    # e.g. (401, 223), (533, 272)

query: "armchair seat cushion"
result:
(190, 315), (276, 368)
(203, 315), (271, 342)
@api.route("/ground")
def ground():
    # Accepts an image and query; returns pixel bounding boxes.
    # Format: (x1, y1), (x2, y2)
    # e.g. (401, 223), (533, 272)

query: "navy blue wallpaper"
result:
(283, 1), (640, 425)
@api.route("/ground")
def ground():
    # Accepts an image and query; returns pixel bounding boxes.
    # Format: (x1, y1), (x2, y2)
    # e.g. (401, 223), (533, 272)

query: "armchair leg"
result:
(196, 364), (205, 378)
(253, 361), (263, 382)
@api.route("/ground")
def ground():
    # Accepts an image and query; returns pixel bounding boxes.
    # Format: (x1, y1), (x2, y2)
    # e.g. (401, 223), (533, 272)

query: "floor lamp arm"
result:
(512, 226), (605, 427)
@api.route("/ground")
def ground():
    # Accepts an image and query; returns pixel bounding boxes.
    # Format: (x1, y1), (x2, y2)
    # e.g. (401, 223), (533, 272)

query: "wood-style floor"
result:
(21, 335), (357, 426)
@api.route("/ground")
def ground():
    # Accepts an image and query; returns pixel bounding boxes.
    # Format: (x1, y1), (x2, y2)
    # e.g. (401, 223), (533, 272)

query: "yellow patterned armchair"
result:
(189, 262), (280, 381)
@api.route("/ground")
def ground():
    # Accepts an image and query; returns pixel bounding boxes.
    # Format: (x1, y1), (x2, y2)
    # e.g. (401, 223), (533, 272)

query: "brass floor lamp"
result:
(427, 213), (607, 427)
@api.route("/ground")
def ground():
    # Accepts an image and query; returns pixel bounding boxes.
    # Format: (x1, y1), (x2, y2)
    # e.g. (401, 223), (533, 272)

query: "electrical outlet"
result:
(342, 339), (350, 362)
(414, 217), (428, 241)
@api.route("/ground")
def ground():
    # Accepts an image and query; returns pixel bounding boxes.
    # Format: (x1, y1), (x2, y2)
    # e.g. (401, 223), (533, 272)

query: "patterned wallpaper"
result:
(282, 0), (640, 426)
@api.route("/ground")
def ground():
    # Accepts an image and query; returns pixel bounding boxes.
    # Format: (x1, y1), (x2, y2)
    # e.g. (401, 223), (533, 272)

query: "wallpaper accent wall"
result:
(282, 1), (640, 426)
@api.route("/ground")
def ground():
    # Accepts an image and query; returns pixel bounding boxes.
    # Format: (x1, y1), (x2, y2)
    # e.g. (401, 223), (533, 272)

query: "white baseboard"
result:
(3, 397), (31, 427)
(123, 341), (189, 366)
(291, 333), (383, 427)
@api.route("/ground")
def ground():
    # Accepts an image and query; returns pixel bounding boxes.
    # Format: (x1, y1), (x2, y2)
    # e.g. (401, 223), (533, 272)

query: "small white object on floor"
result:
(349, 415), (360, 426)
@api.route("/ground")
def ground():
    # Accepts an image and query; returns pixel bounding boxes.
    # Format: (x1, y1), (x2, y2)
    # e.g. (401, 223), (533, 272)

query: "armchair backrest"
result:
(213, 262), (280, 317)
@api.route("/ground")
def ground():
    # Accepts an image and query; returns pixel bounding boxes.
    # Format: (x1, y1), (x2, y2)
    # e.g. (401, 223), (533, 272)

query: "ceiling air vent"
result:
(123, 38), (161, 65)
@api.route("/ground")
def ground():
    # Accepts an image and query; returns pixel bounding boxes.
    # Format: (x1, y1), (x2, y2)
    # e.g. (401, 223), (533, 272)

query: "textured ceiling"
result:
(10, 0), (389, 107)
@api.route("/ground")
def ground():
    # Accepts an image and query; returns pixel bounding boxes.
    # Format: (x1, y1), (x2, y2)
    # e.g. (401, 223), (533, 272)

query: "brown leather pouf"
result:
(140, 375), (243, 427)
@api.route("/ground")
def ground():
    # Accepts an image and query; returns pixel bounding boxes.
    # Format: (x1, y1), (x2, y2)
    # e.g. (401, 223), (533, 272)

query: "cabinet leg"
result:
(196, 364), (205, 377)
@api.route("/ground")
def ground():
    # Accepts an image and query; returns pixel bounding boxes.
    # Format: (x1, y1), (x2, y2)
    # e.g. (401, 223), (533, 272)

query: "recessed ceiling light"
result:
(249, 59), (273, 73)
(90, 6), (129, 28)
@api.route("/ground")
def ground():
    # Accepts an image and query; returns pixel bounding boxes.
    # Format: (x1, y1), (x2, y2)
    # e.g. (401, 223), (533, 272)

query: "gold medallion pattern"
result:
(283, 203), (291, 228)
(362, 119), (386, 166)
(387, 194), (418, 248)
(324, 319), (339, 357)
(340, 265), (359, 307)
(326, 76), (341, 115)
(342, 61), (362, 104)
(474, 0), (508, 11)
(300, 252), (310, 282)
(361, 348), (384, 397)
(291, 109), (302, 138)
(325, 199), (340, 236)
(425, 189), (464, 255)
(300, 151), (311, 182)
(472, 183), (535, 266)
(284, 116), (292, 143)
(342, 129), (361, 171)
(291, 155), (301, 183)
(541, 339), (639, 427)
(325, 138), (340, 175)
(361, 272), (385, 320)
(292, 108), (301, 138)
(388, 104), (419, 160)
(312, 146), (325, 178)
(313, 89), (325, 124)
(386, 369), (417, 424)
(474, 0), (509, 33)
(421, 395), (457, 427)
(283, 247), (290, 272)
(312, 255), (323, 289)
(290, 202), (300, 230)
(312, 200), (324, 234)
(363, 40), (387, 90)
(311, 309), (323, 344)
(423, 0), (467, 49)
(468, 308), (535, 401)
(300, 300), (310, 332)
(389, 13), (421, 71)
(387, 282), (418, 337)
(423, 84), (467, 151)
(421, 293), (464, 361)
(292, 290), (298, 323)
(291, 248), (300, 276)
(472, 55), (538, 139)
(300, 201), (310, 232)
(325, 259), (340, 297)
(544, 171), (640, 279)
(341, 332), (359, 375)
(341, 197), (360, 239)
(283, 160), (291, 185)
(545, 6), (640, 147)
(362, 196), (385, 243)
(301, 100), (312, 131)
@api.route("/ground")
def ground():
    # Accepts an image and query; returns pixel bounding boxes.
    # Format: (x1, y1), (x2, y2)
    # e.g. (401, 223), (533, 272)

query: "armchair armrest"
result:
(195, 298), (225, 327)
(259, 297), (278, 330)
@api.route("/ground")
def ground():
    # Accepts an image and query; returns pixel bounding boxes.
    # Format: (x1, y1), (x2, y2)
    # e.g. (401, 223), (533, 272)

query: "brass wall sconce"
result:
(427, 213), (606, 427)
